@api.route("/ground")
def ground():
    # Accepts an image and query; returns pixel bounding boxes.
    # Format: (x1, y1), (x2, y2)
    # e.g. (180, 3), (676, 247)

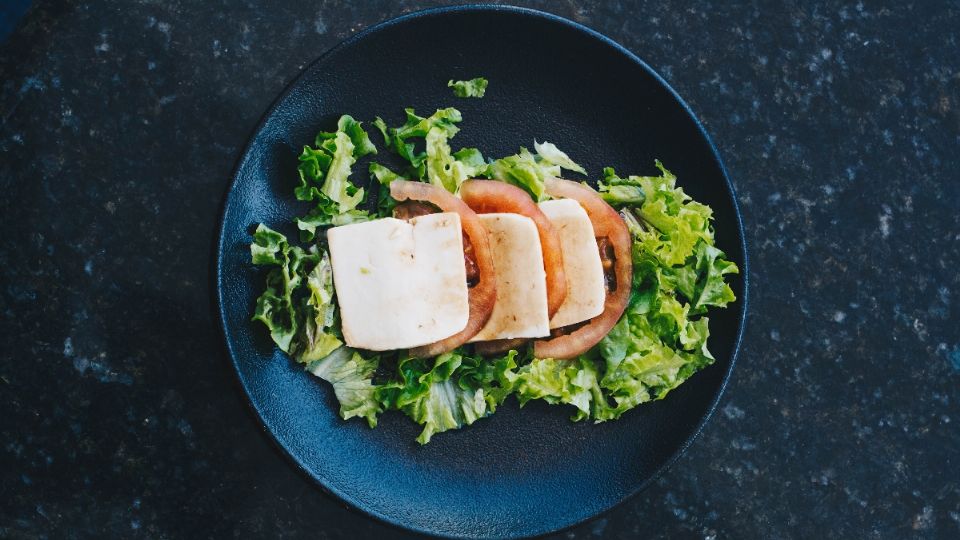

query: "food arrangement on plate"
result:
(249, 79), (738, 444)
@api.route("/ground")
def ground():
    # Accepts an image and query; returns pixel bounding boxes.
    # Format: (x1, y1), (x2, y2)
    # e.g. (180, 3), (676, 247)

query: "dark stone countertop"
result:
(2, 1), (958, 538)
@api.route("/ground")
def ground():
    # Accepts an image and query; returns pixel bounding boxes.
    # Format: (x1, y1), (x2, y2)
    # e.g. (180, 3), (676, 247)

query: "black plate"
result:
(216, 5), (748, 538)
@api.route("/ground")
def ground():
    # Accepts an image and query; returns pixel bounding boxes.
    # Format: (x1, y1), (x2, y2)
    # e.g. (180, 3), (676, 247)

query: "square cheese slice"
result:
(326, 213), (469, 351)
(468, 213), (551, 342)
(539, 199), (606, 328)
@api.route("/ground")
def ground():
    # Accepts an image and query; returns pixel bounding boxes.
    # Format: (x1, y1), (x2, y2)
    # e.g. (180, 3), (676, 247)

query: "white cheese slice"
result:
(326, 213), (469, 351)
(539, 199), (606, 328)
(468, 213), (551, 342)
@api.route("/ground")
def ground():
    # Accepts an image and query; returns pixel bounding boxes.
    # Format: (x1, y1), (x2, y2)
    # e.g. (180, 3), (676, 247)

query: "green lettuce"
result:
(298, 250), (342, 362)
(601, 161), (713, 266)
(533, 140), (587, 175)
(295, 204), (370, 242)
(515, 162), (738, 423)
(250, 223), (287, 266)
(518, 257), (720, 423)
(376, 350), (517, 444)
(667, 241), (739, 313)
(597, 311), (711, 419)
(488, 142), (586, 201)
(514, 356), (607, 421)
(294, 115), (375, 240)
(381, 107), (460, 172)
(374, 107), (488, 193)
(306, 347), (381, 427)
(318, 131), (364, 210)
(599, 184), (646, 206)
(581, 163), (738, 419)
(453, 147), (486, 170)
(488, 148), (553, 201)
(426, 129), (487, 192)
(369, 161), (404, 217)
(250, 225), (344, 362)
(318, 114), (377, 159)
(598, 167), (645, 206)
(448, 77), (488, 98)
(250, 224), (318, 353)
(457, 350), (519, 411)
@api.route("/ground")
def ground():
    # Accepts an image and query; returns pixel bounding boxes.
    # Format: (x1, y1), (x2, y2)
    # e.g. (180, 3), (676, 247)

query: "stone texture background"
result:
(1, 1), (958, 538)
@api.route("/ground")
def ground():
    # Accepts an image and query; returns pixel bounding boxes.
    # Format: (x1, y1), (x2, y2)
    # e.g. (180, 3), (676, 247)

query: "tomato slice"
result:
(389, 181), (497, 357)
(533, 178), (633, 360)
(392, 200), (436, 221)
(460, 179), (568, 319)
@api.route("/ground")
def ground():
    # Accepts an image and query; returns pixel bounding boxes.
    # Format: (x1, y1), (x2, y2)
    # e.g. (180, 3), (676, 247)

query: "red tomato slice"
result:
(391, 200), (436, 221)
(389, 181), (497, 357)
(533, 178), (633, 360)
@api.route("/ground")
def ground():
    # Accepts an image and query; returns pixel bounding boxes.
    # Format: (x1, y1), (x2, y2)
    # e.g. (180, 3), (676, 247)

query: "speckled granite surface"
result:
(1, 1), (958, 538)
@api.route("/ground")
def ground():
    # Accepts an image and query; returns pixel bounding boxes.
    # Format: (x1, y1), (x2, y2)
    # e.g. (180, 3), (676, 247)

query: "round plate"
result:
(216, 5), (748, 538)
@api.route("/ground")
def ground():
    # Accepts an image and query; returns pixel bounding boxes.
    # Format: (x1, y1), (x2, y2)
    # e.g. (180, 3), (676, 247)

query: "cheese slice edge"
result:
(539, 199), (606, 328)
(326, 213), (469, 350)
(468, 213), (551, 342)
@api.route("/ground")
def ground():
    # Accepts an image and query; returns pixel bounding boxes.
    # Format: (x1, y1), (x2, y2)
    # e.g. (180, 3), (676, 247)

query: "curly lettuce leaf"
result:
(369, 161), (403, 186)
(250, 223), (287, 265)
(396, 107), (462, 139)
(376, 353), (481, 445)
(587, 174), (737, 419)
(376, 351), (517, 444)
(453, 147), (486, 170)
(596, 317), (686, 419)
(667, 241), (739, 313)
(448, 77), (488, 98)
(487, 147), (553, 201)
(599, 184), (646, 206)
(598, 167), (646, 207)
(382, 107), (461, 172)
(295, 203), (371, 242)
(425, 129), (487, 192)
(457, 350), (519, 411)
(372, 116), (389, 142)
(534, 140), (587, 175)
(376, 107), (486, 193)
(296, 133), (364, 210)
(317, 114), (377, 158)
(294, 115), (375, 240)
(514, 356), (608, 421)
(298, 250), (343, 363)
(488, 142), (585, 201)
(603, 161), (713, 266)
(250, 227), (342, 361)
(250, 225), (318, 353)
(616, 164), (738, 312)
(369, 161), (404, 218)
(295, 146), (331, 202)
(320, 131), (365, 211)
(306, 347), (381, 427)
(597, 297), (713, 415)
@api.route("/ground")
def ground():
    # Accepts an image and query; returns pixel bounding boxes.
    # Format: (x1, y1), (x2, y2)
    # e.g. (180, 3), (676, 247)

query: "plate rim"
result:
(213, 4), (750, 538)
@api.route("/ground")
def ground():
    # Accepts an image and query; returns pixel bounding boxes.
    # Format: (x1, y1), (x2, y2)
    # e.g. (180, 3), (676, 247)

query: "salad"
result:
(249, 79), (738, 444)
